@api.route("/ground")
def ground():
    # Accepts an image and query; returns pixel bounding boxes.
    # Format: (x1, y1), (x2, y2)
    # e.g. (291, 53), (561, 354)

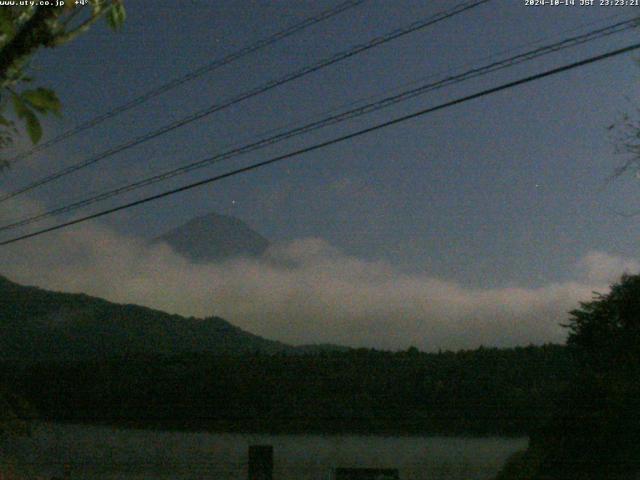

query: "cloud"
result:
(0, 202), (632, 351)
(578, 251), (640, 284)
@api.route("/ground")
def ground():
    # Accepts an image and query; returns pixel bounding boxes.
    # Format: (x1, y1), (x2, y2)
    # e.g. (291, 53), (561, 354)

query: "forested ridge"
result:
(1, 344), (570, 436)
(0, 274), (574, 437)
(0, 274), (294, 361)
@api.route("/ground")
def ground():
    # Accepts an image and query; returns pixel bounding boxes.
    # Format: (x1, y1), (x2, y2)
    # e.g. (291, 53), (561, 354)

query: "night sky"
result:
(1, 0), (640, 349)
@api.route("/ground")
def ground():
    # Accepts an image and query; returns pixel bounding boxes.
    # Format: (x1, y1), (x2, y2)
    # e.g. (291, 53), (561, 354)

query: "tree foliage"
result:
(0, 0), (125, 167)
(609, 104), (640, 181)
(566, 274), (640, 371)
(0, 1), (125, 444)
(2, 345), (571, 436)
(497, 274), (640, 480)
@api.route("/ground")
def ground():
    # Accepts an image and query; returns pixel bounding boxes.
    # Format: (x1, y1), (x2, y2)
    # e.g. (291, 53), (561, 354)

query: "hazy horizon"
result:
(2, 193), (637, 351)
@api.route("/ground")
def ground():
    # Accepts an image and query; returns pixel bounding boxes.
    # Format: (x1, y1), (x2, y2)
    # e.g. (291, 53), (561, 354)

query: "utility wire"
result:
(0, 0), (490, 204)
(1, 41), (638, 247)
(0, 17), (635, 234)
(5, 0), (366, 165)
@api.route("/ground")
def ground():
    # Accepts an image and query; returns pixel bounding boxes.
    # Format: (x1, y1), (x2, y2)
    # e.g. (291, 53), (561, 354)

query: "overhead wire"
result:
(4, 0), (366, 164)
(2, 41), (638, 246)
(0, 0), (491, 203)
(0, 16), (636, 234)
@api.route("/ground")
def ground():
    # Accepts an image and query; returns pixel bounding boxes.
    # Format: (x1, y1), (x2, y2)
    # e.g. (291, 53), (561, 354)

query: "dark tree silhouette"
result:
(498, 274), (640, 480)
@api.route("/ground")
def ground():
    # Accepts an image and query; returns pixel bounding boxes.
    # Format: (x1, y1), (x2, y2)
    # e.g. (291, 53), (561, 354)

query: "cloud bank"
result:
(0, 200), (636, 351)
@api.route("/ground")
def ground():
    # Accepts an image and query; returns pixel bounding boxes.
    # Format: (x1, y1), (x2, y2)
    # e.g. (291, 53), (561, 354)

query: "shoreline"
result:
(33, 418), (531, 439)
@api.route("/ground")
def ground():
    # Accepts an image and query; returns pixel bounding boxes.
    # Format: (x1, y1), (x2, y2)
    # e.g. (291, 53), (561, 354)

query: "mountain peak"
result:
(155, 212), (269, 263)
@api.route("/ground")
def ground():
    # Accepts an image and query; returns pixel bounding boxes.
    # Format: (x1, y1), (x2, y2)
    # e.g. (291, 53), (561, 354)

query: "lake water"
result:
(1, 423), (527, 479)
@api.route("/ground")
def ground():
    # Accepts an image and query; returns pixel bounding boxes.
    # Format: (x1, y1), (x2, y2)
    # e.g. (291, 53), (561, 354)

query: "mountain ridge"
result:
(154, 212), (269, 263)
(0, 274), (296, 362)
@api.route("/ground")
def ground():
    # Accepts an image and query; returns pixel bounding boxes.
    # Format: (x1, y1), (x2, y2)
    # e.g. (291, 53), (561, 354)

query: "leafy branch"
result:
(0, 1), (126, 169)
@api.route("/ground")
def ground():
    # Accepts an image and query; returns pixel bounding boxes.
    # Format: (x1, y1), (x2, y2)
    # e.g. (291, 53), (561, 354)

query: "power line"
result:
(5, 0), (366, 165)
(0, 0), (491, 204)
(0, 17), (636, 234)
(1, 41), (638, 247)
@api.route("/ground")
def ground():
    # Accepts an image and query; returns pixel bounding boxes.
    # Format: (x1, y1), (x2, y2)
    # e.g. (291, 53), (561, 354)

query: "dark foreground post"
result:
(248, 445), (273, 480)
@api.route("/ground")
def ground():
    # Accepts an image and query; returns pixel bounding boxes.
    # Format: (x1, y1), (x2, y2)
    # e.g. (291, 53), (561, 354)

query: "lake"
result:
(1, 423), (527, 479)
